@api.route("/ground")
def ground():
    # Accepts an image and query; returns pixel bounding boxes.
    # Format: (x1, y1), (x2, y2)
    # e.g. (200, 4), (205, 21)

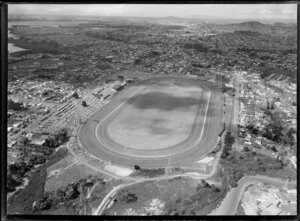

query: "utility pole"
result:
(166, 158), (171, 175)
(283, 178), (289, 191)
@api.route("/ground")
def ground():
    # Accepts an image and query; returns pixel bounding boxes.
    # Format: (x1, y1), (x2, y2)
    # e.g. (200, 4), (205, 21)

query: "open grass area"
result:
(46, 154), (78, 178)
(107, 84), (206, 150)
(44, 163), (101, 193)
(104, 177), (226, 215)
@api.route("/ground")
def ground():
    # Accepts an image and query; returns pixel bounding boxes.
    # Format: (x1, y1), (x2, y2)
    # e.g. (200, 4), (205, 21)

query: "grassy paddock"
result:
(44, 163), (100, 193)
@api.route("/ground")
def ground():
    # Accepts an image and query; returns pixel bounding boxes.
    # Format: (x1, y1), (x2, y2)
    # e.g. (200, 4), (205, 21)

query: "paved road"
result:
(210, 175), (297, 215)
(231, 76), (240, 149)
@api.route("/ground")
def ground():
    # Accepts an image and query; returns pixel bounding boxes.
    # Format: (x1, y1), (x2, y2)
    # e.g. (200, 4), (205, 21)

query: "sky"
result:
(8, 4), (297, 20)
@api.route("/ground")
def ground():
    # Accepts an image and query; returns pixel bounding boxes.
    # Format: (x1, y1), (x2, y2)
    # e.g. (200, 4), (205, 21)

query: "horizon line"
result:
(8, 13), (297, 22)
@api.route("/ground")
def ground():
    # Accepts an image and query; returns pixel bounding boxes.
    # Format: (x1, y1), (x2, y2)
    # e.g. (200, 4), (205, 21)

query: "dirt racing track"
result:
(79, 77), (223, 169)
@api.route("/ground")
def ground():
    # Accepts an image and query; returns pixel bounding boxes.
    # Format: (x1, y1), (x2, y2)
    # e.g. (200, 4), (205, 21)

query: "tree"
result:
(134, 165), (141, 170)
(212, 185), (220, 192)
(221, 151), (229, 159)
(82, 101), (88, 107)
(7, 174), (21, 192)
(246, 124), (259, 135)
(271, 146), (277, 152)
(35, 155), (47, 164)
(222, 131), (235, 158)
(72, 92), (79, 99)
(117, 75), (125, 82)
(8, 161), (31, 177)
(8, 99), (27, 111)
(26, 155), (37, 167)
(18, 136), (30, 145)
(263, 130), (273, 140)
(65, 184), (80, 200)
(200, 179), (210, 188)
(39, 146), (53, 156)
(34, 197), (52, 211)
(125, 193), (138, 203)
(54, 128), (69, 144)
(44, 128), (69, 148)
(287, 128), (296, 137)
(224, 132), (235, 146)
(119, 191), (138, 203)
(243, 146), (250, 152)
(267, 101), (270, 110)
(52, 189), (66, 204)
(261, 68), (272, 79)
(270, 102), (275, 110)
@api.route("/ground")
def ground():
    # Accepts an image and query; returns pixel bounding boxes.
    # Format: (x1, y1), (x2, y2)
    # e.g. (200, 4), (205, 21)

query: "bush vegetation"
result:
(131, 167), (165, 178)
(221, 150), (285, 188)
(7, 148), (69, 214)
(220, 132), (235, 159)
(115, 190), (138, 204)
(8, 128), (70, 192)
(8, 99), (28, 111)
(164, 179), (226, 215)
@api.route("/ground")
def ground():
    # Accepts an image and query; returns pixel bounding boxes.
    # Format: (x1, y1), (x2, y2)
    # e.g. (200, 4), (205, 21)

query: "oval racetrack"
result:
(78, 77), (223, 168)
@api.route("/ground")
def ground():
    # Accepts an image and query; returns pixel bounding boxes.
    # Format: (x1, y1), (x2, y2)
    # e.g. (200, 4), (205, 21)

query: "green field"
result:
(107, 83), (207, 150)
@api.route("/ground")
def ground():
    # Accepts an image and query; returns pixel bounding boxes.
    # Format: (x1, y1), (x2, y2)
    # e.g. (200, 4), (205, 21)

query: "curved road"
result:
(79, 77), (223, 168)
(210, 175), (297, 215)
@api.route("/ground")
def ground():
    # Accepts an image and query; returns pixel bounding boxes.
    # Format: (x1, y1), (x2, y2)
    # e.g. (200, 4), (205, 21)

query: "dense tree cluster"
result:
(116, 190), (138, 204)
(262, 111), (294, 145)
(221, 132), (235, 159)
(246, 124), (259, 135)
(7, 128), (70, 192)
(7, 161), (32, 192)
(81, 101), (88, 107)
(44, 128), (70, 148)
(165, 179), (225, 215)
(33, 183), (80, 211)
(8, 99), (27, 111)
(32, 177), (104, 212)
(7, 174), (22, 192)
(72, 92), (79, 99)
(221, 150), (285, 188)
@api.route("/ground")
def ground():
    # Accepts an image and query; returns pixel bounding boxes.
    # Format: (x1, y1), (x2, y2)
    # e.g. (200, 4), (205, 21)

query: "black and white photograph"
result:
(3, 2), (297, 217)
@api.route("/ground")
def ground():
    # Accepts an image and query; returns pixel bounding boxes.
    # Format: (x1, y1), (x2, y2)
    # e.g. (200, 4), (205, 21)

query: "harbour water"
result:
(8, 27), (26, 54)
(8, 20), (92, 54)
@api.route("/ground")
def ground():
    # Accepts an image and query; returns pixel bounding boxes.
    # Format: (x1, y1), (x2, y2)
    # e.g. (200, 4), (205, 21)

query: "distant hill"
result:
(229, 21), (266, 29)
(151, 16), (188, 24)
(223, 21), (273, 33)
(163, 16), (184, 20)
(235, 21), (265, 27)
